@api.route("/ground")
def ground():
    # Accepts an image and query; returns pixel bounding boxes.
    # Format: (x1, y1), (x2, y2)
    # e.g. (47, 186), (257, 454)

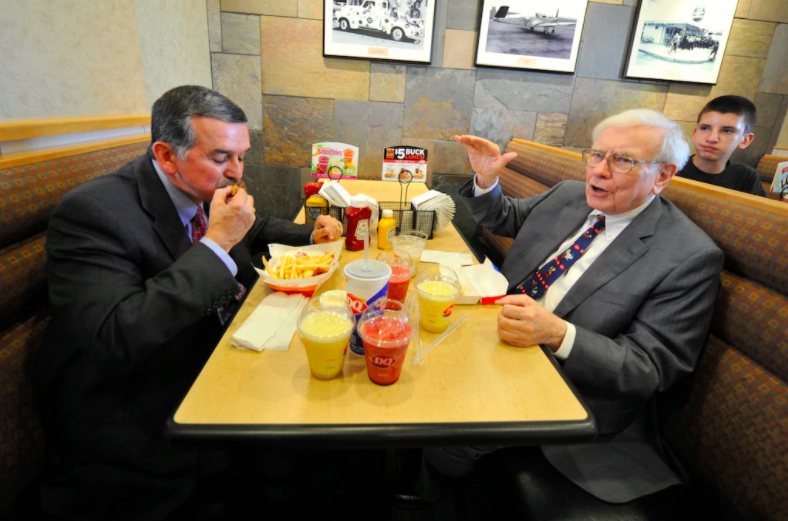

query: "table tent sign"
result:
(381, 146), (428, 182)
(311, 143), (359, 180)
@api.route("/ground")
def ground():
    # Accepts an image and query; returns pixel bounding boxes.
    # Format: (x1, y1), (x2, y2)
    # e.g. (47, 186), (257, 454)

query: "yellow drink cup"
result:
(415, 267), (461, 334)
(298, 302), (355, 380)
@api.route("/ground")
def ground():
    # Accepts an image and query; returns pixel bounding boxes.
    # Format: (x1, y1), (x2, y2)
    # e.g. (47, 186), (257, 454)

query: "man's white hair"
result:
(592, 109), (690, 170)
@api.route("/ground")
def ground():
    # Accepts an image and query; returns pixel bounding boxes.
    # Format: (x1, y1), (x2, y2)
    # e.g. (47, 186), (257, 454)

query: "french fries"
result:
(263, 251), (336, 280)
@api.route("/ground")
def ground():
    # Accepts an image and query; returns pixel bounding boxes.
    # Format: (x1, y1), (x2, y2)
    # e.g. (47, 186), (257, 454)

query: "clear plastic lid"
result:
(356, 299), (414, 348)
(415, 265), (461, 300)
(349, 195), (369, 208)
(376, 249), (415, 277)
(298, 299), (355, 341)
(344, 259), (392, 281)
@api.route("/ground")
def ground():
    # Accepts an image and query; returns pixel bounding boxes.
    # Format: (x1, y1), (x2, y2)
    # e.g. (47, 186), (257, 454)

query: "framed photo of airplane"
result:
(475, 0), (588, 72)
(324, 0), (437, 63)
(624, 0), (738, 84)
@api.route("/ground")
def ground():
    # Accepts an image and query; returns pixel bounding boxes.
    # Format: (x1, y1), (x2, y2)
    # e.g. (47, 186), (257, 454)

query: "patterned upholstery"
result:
(711, 272), (788, 382)
(663, 336), (788, 520)
(0, 309), (50, 512)
(488, 139), (788, 521)
(0, 234), (46, 332)
(482, 229), (514, 259)
(755, 154), (785, 184)
(498, 165), (553, 201)
(0, 141), (149, 250)
(505, 140), (585, 187)
(0, 140), (148, 514)
(662, 182), (788, 294)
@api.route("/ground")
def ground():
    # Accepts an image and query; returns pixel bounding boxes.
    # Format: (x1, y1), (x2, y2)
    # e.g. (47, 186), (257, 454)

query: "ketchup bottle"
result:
(345, 195), (371, 251)
(304, 181), (323, 199)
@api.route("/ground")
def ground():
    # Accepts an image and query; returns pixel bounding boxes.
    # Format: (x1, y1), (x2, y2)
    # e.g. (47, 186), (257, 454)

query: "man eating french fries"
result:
(37, 85), (344, 520)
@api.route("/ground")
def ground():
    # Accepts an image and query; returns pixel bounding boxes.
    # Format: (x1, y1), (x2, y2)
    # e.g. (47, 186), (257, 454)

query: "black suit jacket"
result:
(36, 151), (313, 520)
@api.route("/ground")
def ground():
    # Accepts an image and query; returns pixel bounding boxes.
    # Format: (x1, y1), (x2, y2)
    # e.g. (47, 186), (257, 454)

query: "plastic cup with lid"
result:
(376, 249), (415, 303)
(356, 299), (415, 385)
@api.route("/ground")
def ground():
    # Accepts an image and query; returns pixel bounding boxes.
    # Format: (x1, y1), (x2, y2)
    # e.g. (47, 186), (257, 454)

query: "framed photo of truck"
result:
(324, 0), (437, 63)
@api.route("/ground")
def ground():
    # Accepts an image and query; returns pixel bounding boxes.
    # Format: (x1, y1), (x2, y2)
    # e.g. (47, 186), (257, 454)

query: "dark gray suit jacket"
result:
(36, 150), (314, 520)
(460, 179), (723, 503)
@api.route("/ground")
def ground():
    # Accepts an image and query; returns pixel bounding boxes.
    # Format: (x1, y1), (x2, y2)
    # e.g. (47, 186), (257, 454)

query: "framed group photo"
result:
(323, 0), (436, 63)
(624, 0), (738, 84)
(475, 0), (588, 72)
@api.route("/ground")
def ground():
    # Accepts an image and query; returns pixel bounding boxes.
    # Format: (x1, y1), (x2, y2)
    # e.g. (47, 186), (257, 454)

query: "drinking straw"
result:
(420, 314), (467, 360)
(363, 220), (370, 264)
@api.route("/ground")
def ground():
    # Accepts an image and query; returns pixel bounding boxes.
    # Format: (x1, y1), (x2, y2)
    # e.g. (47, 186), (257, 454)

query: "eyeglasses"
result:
(581, 150), (664, 174)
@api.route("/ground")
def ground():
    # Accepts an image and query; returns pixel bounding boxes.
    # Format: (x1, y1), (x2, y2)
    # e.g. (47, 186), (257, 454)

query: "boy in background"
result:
(677, 95), (766, 197)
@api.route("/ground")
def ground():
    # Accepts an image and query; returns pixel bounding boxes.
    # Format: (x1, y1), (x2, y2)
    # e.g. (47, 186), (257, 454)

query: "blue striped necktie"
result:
(516, 215), (606, 299)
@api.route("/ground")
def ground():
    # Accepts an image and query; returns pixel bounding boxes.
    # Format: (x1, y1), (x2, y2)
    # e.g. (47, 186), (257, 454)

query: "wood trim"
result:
(670, 176), (788, 216)
(0, 114), (151, 141)
(774, 146), (787, 151)
(0, 134), (150, 169)
(509, 139), (582, 159)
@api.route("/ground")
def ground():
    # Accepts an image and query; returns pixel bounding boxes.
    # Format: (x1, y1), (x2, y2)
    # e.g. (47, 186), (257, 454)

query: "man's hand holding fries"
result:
(312, 214), (343, 244)
(263, 251), (336, 280)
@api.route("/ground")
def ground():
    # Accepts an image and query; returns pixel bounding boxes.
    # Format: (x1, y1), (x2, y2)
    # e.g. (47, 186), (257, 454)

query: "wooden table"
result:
(168, 181), (595, 447)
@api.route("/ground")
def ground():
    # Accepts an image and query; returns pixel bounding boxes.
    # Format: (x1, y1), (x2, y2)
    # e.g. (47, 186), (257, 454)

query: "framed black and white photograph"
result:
(475, 0), (588, 72)
(624, 0), (737, 84)
(324, 0), (436, 63)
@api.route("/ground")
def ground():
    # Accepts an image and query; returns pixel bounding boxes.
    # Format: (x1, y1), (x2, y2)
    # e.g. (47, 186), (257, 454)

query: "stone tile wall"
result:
(206, 0), (788, 218)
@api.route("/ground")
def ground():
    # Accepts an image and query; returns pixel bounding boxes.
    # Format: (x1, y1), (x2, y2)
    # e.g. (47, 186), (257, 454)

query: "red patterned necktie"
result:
(191, 205), (246, 301)
(516, 215), (606, 299)
(190, 206), (207, 244)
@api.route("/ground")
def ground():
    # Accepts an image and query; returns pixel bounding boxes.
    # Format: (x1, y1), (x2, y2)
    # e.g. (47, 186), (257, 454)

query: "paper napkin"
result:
(420, 250), (474, 266)
(411, 190), (456, 230)
(230, 292), (308, 351)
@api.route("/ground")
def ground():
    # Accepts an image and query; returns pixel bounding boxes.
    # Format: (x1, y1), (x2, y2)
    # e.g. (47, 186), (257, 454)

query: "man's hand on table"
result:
(205, 186), (256, 253)
(495, 295), (567, 351)
(312, 214), (343, 244)
(454, 135), (518, 189)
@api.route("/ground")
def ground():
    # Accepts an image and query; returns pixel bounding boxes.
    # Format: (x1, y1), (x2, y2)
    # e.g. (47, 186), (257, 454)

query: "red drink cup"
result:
(388, 265), (413, 303)
(317, 155), (330, 174)
(376, 249), (415, 304)
(357, 300), (414, 385)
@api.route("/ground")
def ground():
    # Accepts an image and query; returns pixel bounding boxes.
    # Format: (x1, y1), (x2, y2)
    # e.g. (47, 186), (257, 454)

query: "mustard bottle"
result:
(305, 195), (328, 225)
(377, 209), (397, 249)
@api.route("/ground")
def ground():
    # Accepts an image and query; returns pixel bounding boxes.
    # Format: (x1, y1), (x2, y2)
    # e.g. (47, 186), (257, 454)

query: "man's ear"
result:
(738, 132), (754, 150)
(653, 163), (677, 195)
(151, 142), (179, 175)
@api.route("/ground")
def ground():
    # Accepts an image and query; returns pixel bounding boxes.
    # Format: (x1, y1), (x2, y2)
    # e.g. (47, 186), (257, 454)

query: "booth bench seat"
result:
(0, 129), (150, 517)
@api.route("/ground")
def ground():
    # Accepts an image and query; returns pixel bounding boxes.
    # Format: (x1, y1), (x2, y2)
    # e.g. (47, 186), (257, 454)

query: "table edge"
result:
(166, 346), (598, 447)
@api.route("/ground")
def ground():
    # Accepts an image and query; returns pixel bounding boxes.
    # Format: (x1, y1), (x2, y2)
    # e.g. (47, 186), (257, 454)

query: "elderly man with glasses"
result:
(406, 109), (724, 511)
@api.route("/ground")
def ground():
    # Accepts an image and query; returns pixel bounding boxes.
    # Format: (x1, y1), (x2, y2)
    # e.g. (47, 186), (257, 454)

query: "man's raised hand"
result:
(454, 135), (518, 189)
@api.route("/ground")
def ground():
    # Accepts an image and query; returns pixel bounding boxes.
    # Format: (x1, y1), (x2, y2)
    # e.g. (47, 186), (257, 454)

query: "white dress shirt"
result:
(474, 174), (655, 360)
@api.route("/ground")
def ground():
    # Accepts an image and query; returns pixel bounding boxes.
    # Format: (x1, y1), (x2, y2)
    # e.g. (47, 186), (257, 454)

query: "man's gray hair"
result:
(151, 85), (247, 159)
(592, 109), (690, 170)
